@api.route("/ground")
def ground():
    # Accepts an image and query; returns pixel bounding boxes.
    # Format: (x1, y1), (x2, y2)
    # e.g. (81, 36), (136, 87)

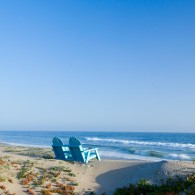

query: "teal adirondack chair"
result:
(69, 137), (101, 163)
(52, 137), (73, 161)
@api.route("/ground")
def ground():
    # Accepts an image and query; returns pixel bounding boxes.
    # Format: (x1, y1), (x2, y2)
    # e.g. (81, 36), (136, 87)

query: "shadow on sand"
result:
(95, 161), (167, 194)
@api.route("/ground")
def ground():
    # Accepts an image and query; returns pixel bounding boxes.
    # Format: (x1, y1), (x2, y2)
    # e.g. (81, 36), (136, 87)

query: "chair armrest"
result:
(83, 148), (98, 153)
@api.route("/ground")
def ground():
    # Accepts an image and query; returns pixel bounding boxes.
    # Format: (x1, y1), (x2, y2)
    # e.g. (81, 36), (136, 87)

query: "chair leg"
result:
(85, 151), (90, 163)
(95, 150), (101, 161)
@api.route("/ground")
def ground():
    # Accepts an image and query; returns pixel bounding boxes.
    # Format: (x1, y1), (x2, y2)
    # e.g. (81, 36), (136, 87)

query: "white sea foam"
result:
(100, 149), (191, 161)
(168, 153), (191, 160)
(1, 141), (50, 148)
(86, 137), (195, 149)
(99, 150), (161, 161)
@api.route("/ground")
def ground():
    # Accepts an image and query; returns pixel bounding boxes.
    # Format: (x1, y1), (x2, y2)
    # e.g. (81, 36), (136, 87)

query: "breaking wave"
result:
(85, 137), (195, 149)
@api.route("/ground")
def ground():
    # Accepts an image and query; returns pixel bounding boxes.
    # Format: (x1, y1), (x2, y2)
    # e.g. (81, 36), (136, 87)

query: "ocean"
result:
(0, 131), (194, 161)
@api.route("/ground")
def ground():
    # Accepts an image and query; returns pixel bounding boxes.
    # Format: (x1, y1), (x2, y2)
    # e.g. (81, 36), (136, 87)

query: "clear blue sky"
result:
(0, 0), (194, 132)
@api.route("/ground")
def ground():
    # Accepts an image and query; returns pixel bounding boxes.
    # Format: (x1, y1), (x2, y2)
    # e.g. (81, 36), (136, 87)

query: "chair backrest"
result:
(52, 137), (66, 160)
(69, 137), (85, 162)
(53, 137), (64, 146)
(69, 137), (82, 146)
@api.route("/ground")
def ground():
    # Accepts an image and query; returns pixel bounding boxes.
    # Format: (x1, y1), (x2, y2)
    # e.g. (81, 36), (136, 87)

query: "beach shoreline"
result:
(1, 131), (194, 162)
(0, 143), (195, 194)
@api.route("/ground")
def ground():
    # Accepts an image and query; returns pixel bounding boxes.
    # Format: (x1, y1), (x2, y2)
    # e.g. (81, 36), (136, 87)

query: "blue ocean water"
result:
(0, 131), (195, 161)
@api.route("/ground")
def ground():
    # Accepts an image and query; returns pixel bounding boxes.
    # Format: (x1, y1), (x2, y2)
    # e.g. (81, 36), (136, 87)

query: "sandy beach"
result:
(0, 143), (195, 195)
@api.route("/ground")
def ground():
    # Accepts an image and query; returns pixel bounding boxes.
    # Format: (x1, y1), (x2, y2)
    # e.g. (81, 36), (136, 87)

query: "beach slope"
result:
(0, 144), (194, 195)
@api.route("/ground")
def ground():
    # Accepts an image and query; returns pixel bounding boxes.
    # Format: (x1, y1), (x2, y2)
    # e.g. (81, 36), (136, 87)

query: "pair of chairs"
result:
(52, 137), (101, 163)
